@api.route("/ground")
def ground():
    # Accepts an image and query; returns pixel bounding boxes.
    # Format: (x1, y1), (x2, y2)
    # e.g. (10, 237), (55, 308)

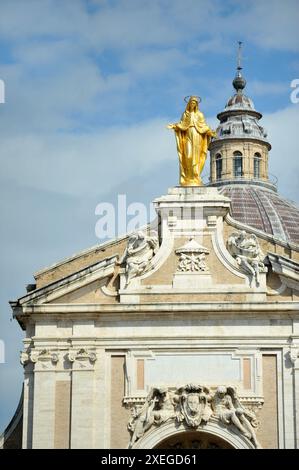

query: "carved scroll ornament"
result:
(227, 230), (266, 285)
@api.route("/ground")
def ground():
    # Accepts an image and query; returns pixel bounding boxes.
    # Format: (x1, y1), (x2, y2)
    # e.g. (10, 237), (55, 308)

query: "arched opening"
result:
(254, 152), (261, 179)
(154, 431), (234, 449)
(233, 151), (243, 177)
(215, 154), (222, 180)
(131, 419), (255, 449)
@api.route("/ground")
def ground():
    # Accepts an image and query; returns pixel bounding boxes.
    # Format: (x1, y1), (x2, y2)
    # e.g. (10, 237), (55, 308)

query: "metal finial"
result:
(233, 41), (246, 92)
(237, 41), (243, 71)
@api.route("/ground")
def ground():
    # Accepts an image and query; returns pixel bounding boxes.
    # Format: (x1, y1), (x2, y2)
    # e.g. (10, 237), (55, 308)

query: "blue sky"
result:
(0, 0), (299, 432)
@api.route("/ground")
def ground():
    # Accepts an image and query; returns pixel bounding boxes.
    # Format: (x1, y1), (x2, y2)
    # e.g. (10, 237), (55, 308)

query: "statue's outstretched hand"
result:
(167, 124), (176, 129)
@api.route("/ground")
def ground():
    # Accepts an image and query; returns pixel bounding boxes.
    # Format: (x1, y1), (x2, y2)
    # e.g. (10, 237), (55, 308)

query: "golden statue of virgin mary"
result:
(168, 96), (216, 186)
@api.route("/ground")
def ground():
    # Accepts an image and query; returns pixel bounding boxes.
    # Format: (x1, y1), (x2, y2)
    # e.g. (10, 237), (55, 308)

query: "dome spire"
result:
(233, 41), (246, 92)
(237, 40), (243, 71)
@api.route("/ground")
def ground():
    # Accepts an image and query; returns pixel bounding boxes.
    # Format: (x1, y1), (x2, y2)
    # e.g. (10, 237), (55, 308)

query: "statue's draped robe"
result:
(174, 110), (213, 186)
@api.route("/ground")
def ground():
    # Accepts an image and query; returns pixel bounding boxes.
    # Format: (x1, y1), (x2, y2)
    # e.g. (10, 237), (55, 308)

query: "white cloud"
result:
(13, 39), (83, 65)
(122, 48), (193, 77)
(265, 104), (299, 201)
(249, 80), (288, 96)
(0, 57), (133, 134)
(0, 118), (174, 197)
(245, 0), (299, 52)
(0, 104), (298, 202)
(0, 0), (297, 140)
(0, 0), (298, 53)
(0, 0), (87, 39)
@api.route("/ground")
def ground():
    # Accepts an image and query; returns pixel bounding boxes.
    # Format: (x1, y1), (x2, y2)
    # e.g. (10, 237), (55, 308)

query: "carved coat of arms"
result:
(177, 384), (212, 428)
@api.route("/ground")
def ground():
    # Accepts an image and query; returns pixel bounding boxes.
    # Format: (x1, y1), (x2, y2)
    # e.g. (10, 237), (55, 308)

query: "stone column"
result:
(68, 348), (97, 449)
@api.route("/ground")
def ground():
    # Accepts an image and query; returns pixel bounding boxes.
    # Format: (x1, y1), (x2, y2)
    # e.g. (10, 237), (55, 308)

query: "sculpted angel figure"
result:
(152, 387), (177, 425)
(128, 387), (176, 448)
(168, 96), (216, 186)
(117, 230), (158, 286)
(127, 389), (157, 448)
(213, 386), (261, 448)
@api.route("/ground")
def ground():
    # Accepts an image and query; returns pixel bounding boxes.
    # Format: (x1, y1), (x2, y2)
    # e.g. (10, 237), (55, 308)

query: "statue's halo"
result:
(184, 95), (202, 103)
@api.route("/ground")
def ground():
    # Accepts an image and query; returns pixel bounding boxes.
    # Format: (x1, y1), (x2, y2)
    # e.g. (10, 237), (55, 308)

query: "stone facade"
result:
(1, 183), (298, 450)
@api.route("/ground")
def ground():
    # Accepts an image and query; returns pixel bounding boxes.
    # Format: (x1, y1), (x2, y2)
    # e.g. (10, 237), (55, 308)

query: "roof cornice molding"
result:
(225, 213), (299, 252)
(267, 252), (299, 283)
(12, 301), (299, 318)
(13, 255), (117, 307)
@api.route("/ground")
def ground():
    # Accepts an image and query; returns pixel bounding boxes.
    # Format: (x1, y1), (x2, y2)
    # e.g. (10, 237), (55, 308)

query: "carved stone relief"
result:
(127, 384), (261, 449)
(117, 230), (159, 286)
(227, 230), (267, 285)
(177, 384), (213, 428)
(289, 344), (299, 365)
(68, 348), (97, 364)
(20, 348), (59, 369)
(213, 386), (261, 448)
(20, 347), (97, 369)
(175, 238), (209, 273)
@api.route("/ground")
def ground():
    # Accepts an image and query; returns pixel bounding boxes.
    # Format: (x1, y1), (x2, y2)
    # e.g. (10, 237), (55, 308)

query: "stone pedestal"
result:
(153, 186), (231, 240)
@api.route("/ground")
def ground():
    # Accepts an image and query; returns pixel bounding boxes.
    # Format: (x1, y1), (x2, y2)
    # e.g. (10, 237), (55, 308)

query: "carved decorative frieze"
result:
(239, 396), (264, 415)
(127, 384), (262, 449)
(175, 238), (210, 273)
(227, 230), (267, 285)
(117, 230), (159, 286)
(124, 394), (264, 414)
(21, 347), (98, 369)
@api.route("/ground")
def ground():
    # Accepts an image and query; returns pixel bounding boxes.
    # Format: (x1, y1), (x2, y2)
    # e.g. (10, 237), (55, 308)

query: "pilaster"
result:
(69, 348), (97, 449)
(29, 349), (59, 449)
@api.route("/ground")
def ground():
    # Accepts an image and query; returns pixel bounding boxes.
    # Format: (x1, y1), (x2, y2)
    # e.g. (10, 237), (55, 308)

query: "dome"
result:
(214, 70), (269, 146)
(219, 184), (299, 245)
(225, 92), (255, 111)
(215, 112), (268, 142)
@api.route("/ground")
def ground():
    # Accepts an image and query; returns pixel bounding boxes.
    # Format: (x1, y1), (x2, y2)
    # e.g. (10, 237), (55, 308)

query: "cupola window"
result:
(233, 151), (243, 177)
(254, 153), (261, 179)
(215, 154), (222, 180)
